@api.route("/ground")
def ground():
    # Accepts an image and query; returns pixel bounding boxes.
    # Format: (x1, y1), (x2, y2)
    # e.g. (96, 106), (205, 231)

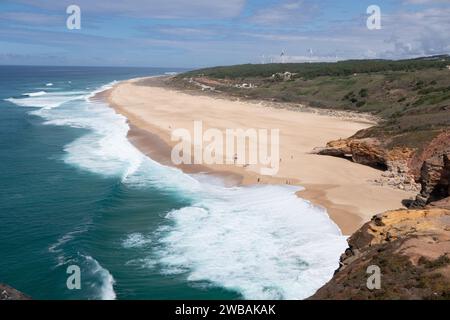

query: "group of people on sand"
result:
(232, 153), (295, 185)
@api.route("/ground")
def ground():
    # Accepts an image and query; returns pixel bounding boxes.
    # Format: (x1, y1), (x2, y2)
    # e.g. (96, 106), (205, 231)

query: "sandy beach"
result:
(105, 76), (416, 235)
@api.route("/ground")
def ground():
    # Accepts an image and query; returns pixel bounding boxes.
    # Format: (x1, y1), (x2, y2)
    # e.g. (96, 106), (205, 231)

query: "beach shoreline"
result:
(100, 76), (416, 235)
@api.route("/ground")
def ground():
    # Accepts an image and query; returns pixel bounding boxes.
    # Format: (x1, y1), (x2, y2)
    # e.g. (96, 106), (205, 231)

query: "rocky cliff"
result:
(311, 130), (450, 299)
(309, 208), (450, 300)
(314, 137), (421, 192)
(315, 130), (450, 198)
(0, 284), (30, 300)
(412, 153), (450, 208)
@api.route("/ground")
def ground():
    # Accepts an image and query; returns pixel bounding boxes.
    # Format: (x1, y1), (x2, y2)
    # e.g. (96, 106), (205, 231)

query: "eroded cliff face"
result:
(315, 137), (388, 169)
(315, 130), (450, 199)
(412, 153), (450, 207)
(309, 208), (450, 300)
(314, 137), (420, 192)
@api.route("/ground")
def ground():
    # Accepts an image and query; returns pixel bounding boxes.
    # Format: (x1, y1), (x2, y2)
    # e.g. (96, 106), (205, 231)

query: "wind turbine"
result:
(307, 48), (314, 62)
(280, 49), (287, 63)
(260, 54), (266, 64)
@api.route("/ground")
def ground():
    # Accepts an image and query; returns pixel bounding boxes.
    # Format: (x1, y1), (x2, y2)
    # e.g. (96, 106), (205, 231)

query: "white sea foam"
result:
(122, 233), (152, 248)
(48, 226), (90, 267)
(60, 107), (145, 179)
(46, 83), (53, 86)
(85, 81), (117, 101)
(5, 91), (87, 109)
(7, 82), (348, 300)
(5, 83), (141, 179)
(23, 91), (47, 97)
(154, 184), (348, 299)
(48, 230), (117, 299)
(83, 255), (116, 300)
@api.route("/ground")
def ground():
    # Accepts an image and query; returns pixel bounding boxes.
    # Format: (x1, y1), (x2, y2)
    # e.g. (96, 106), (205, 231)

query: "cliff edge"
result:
(0, 284), (31, 300)
(309, 208), (450, 299)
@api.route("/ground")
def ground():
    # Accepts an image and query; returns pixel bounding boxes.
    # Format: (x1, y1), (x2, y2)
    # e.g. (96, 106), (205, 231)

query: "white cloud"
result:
(379, 7), (450, 57)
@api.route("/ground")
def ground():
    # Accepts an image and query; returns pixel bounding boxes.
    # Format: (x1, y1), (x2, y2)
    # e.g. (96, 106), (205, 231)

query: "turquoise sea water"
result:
(0, 66), (348, 300)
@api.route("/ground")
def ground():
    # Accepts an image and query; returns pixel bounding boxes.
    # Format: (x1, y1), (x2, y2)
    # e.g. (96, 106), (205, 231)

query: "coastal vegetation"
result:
(173, 55), (450, 151)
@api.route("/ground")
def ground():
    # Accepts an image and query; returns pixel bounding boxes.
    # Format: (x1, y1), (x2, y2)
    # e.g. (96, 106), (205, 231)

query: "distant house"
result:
(235, 83), (257, 89)
(271, 71), (297, 81)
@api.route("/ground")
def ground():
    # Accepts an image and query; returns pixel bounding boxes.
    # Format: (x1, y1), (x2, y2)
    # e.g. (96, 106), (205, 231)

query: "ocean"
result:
(0, 66), (348, 300)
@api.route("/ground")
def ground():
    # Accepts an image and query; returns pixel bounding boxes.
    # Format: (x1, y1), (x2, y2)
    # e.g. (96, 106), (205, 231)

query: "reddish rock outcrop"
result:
(309, 208), (450, 300)
(316, 130), (450, 196)
(412, 153), (450, 207)
(315, 137), (420, 191)
(316, 138), (388, 169)
(0, 284), (31, 300)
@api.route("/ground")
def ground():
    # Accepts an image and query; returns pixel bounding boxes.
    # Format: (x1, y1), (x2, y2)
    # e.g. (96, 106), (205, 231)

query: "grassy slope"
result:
(175, 56), (450, 150)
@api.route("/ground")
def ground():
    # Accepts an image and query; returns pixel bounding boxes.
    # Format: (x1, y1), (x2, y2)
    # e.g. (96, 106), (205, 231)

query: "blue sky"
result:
(0, 0), (449, 68)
